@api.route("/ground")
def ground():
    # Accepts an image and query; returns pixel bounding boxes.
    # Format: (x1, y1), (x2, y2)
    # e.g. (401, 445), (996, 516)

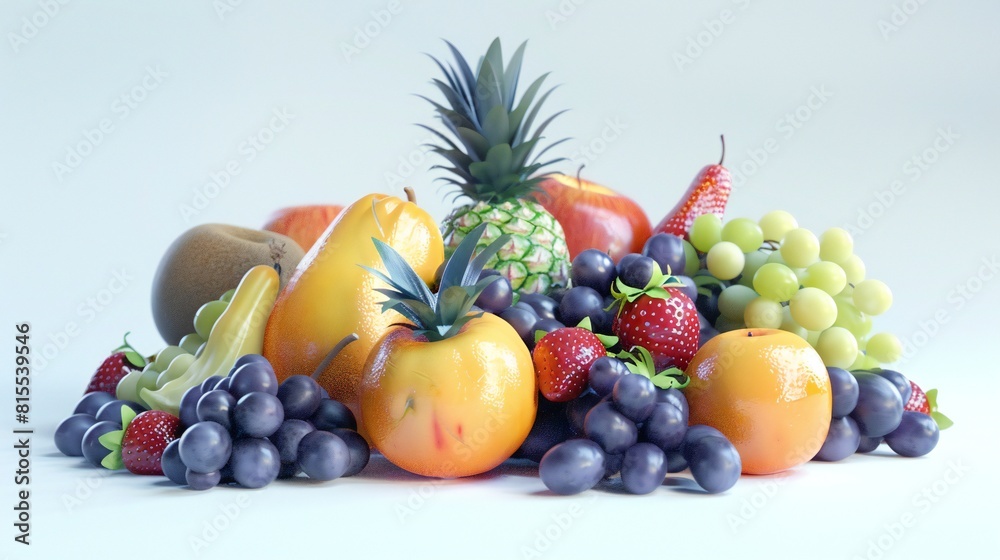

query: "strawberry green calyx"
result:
(114, 332), (147, 369)
(609, 263), (686, 316)
(617, 346), (690, 389)
(925, 389), (954, 430)
(533, 316), (619, 348)
(98, 405), (137, 470)
(363, 223), (510, 342)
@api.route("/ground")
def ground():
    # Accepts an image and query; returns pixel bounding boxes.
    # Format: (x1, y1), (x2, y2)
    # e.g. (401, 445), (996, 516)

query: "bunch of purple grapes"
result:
(814, 367), (940, 461)
(162, 354), (370, 490)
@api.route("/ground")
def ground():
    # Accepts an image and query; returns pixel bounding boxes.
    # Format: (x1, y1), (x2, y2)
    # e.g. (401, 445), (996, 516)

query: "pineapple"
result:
(424, 38), (570, 294)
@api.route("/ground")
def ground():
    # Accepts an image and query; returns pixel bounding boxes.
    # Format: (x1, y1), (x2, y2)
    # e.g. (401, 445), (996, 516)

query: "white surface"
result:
(2, 1), (999, 558)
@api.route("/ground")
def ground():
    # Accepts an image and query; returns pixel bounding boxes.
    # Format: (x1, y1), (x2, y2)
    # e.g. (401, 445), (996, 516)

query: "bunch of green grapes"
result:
(688, 211), (901, 370)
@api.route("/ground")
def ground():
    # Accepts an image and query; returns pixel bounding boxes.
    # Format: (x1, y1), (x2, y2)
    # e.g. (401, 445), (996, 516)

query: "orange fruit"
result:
(683, 328), (832, 475)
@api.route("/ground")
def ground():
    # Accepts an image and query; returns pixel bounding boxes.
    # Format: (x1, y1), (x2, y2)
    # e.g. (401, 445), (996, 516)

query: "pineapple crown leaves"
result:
(608, 263), (686, 317)
(420, 37), (569, 204)
(616, 346), (690, 390)
(98, 405), (138, 470)
(362, 223), (511, 342)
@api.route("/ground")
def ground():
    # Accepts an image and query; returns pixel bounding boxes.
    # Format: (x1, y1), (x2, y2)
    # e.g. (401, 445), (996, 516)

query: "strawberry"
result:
(533, 327), (607, 402)
(84, 332), (146, 395)
(99, 407), (181, 475)
(610, 265), (699, 371)
(653, 135), (732, 239)
(905, 381), (954, 430)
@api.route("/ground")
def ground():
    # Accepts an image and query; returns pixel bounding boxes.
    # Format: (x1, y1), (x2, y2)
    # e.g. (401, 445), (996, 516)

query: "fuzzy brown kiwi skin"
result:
(151, 224), (304, 345)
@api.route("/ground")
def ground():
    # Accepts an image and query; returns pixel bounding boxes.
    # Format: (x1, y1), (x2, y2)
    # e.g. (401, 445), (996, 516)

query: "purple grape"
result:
(81, 421), (121, 468)
(584, 401), (638, 454)
(642, 233), (686, 278)
(827, 367), (859, 418)
(538, 439), (606, 495)
(604, 452), (625, 478)
(271, 419), (315, 463)
(571, 249), (616, 296)
(673, 275), (698, 303)
(73, 392), (116, 416)
(185, 469), (221, 491)
(884, 411), (939, 457)
(873, 369), (912, 402)
(277, 375), (323, 420)
(297, 431), (350, 481)
(200, 376), (224, 393)
(850, 372), (904, 437)
(196, 390), (236, 430)
(687, 435), (741, 494)
(532, 318), (565, 340)
(621, 442), (668, 494)
(588, 356), (629, 397)
(641, 402), (686, 451)
(558, 286), (604, 328)
(179, 421), (232, 473)
(179, 385), (204, 429)
(277, 462), (301, 479)
(517, 399), (572, 463)
(518, 293), (558, 321)
(813, 416), (861, 462)
(161, 439), (187, 485)
(233, 392), (284, 438)
(666, 449), (688, 473)
(229, 437), (281, 488)
(612, 374), (657, 423)
(232, 353), (270, 371)
(618, 255), (657, 289)
(95, 400), (144, 424)
(229, 361), (278, 399)
(856, 435), (882, 453)
(695, 282), (723, 324)
(681, 424), (725, 459)
(499, 307), (539, 346)
(55, 414), (98, 457)
(699, 326), (719, 348)
(655, 387), (689, 425)
(310, 399), (357, 432)
(214, 377), (231, 392)
(475, 271), (513, 313)
(331, 429), (371, 477)
(566, 392), (601, 435)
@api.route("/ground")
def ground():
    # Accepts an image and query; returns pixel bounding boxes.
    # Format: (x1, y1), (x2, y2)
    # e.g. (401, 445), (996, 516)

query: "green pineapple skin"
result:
(444, 200), (569, 294)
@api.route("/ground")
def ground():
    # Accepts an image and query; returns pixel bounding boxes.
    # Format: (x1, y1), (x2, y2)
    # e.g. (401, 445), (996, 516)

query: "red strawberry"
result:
(100, 407), (181, 475)
(904, 381), (953, 429)
(653, 135), (732, 239)
(534, 327), (607, 402)
(85, 333), (146, 395)
(611, 267), (699, 371)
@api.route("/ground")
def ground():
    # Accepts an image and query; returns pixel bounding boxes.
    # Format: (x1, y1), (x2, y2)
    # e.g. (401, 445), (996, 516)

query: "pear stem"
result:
(718, 135), (726, 166)
(404, 186), (417, 204)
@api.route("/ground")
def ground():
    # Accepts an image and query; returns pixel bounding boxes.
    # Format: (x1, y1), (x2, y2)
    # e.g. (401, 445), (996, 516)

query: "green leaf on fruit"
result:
(925, 389), (953, 429)
(650, 367), (690, 390)
(119, 405), (137, 429)
(594, 332), (619, 350)
(99, 429), (123, 452)
(124, 350), (146, 369)
(534, 329), (547, 344)
(575, 316), (594, 332)
(101, 452), (124, 471)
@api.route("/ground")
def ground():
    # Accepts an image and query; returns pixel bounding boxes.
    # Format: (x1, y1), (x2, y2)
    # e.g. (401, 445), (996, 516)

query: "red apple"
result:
(537, 174), (651, 262)
(263, 205), (344, 253)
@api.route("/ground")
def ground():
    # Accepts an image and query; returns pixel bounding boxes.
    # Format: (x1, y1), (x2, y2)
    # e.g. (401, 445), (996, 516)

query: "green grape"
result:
(715, 314), (745, 333)
(744, 297), (783, 329)
(718, 284), (758, 322)
(866, 332), (902, 363)
(779, 228), (820, 268)
(819, 227), (854, 264)
(682, 240), (700, 276)
(178, 332), (206, 355)
(151, 345), (188, 372)
(194, 299), (229, 339)
(690, 214), (723, 252)
(753, 263), (799, 302)
(790, 287), (837, 331)
(833, 297), (872, 338)
(738, 250), (769, 288)
(803, 261), (847, 295)
(765, 250), (787, 265)
(806, 329), (822, 347)
(155, 353), (197, 388)
(815, 327), (858, 369)
(853, 279), (892, 315)
(794, 267), (808, 285)
(779, 306), (808, 339)
(721, 218), (764, 253)
(219, 288), (236, 302)
(706, 241), (745, 280)
(841, 254), (866, 284)
(758, 210), (798, 242)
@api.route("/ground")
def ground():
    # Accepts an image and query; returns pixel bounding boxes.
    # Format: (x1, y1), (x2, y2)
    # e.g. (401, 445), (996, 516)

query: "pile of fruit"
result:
(54, 37), (949, 496)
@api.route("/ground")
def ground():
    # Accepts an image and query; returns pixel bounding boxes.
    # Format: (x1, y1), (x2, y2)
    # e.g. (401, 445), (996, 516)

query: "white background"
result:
(2, 1), (999, 558)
